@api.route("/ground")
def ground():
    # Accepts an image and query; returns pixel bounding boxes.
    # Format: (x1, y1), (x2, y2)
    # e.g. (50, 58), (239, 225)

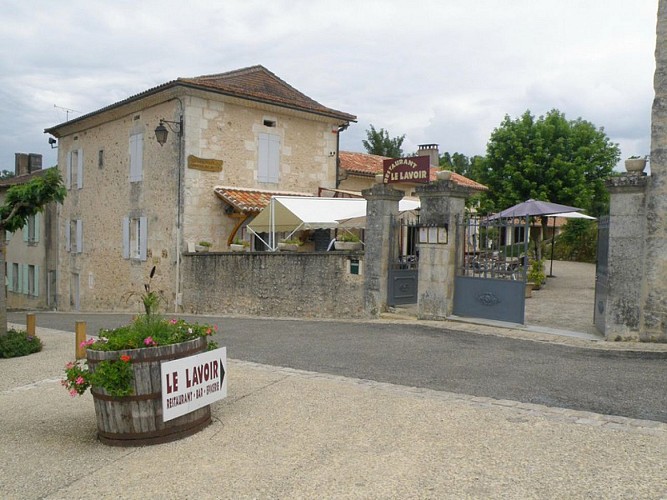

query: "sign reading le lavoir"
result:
(161, 347), (228, 422)
(383, 155), (430, 184)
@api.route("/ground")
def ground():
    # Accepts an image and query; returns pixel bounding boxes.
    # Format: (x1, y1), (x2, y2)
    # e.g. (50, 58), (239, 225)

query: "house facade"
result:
(2, 154), (58, 310)
(45, 65), (356, 312)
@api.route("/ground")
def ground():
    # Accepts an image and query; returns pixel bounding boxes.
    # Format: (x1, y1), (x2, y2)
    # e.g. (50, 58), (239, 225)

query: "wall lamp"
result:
(155, 117), (183, 146)
(48, 137), (58, 149)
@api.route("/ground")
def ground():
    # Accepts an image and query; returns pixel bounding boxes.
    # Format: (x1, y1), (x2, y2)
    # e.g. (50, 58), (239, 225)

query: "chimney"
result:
(15, 153), (29, 176)
(14, 153), (43, 176)
(417, 144), (439, 167)
(29, 153), (42, 172)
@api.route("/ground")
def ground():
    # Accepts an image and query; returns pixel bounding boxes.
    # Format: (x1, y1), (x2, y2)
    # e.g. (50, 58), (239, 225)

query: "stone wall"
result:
(181, 252), (366, 318)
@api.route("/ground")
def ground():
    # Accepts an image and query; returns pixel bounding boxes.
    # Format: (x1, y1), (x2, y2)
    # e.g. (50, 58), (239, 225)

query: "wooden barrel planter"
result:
(86, 337), (211, 447)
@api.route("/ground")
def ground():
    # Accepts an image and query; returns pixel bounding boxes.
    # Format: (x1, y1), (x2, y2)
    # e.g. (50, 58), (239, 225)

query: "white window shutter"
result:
(122, 217), (130, 259)
(23, 223), (29, 242)
(258, 133), (269, 182)
(76, 220), (83, 253)
(129, 134), (144, 182)
(65, 219), (71, 252)
(5, 230), (11, 242)
(33, 265), (40, 297)
(77, 149), (83, 189)
(7, 263), (13, 292)
(139, 216), (148, 261)
(66, 151), (72, 189)
(34, 213), (40, 243)
(21, 264), (29, 295)
(268, 134), (280, 183)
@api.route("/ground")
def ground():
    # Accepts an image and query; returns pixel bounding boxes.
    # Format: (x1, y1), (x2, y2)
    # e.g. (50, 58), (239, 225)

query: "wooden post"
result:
(26, 313), (36, 336)
(75, 321), (87, 360)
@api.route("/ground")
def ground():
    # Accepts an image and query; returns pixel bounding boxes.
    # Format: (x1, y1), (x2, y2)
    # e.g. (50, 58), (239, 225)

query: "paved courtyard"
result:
(524, 260), (598, 336)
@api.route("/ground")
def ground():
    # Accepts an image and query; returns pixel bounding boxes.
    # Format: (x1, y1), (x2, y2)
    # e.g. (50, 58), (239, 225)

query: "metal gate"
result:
(594, 216), (609, 334)
(453, 215), (528, 324)
(387, 215), (419, 306)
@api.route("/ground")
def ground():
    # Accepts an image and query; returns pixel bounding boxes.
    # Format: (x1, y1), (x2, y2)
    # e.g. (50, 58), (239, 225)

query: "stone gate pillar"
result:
(415, 173), (470, 319)
(362, 179), (404, 317)
(604, 176), (648, 340)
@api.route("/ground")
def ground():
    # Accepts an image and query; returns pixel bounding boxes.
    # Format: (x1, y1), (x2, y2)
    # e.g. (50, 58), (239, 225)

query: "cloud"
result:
(0, 0), (659, 170)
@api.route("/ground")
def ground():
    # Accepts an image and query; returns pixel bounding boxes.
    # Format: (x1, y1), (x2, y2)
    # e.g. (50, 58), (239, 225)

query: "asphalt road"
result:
(9, 311), (667, 423)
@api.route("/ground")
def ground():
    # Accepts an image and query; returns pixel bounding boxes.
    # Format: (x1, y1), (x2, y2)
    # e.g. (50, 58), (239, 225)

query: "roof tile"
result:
(214, 186), (313, 213)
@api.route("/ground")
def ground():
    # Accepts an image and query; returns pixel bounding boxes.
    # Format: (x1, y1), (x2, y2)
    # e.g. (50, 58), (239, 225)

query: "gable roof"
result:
(46, 65), (356, 136)
(179, 66), (356, 122)
(339, 151), (488, 191)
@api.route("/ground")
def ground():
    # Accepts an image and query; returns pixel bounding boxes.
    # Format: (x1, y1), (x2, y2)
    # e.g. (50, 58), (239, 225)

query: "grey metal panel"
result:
(388, 268), (418, 306)
(453, 276), (525, 324)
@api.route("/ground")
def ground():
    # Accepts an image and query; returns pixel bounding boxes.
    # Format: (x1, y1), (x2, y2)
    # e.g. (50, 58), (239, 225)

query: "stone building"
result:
(44, 65), (356, 312)
(1, 153), (58, 310)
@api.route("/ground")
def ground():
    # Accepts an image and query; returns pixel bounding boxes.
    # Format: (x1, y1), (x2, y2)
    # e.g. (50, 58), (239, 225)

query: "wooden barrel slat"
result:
(87, 336), (211, 446)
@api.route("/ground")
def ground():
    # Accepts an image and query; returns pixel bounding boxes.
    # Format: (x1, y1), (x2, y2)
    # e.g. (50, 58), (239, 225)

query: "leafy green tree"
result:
(0, 168), (66, 336)
(362, 124), (405, 157)
(477, 110), (619, 259)
(0, 170), (15, 180)
(439, 152), (485, 179)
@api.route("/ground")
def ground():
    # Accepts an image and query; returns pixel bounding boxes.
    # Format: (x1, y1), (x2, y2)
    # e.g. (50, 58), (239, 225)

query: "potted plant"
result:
(624, 155), (648, 174)
(230, 237), (250, 252)
(527, 259), (546, 291)
(334, 232), (362, 251)
(195, 241), (212, 252)
(62, 267), (219, 446)
(277, 238), (302, 252)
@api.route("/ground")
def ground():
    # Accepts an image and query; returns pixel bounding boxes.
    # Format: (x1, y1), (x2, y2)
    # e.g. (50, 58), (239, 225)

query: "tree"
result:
(0, 168), (66, 335)
(0, 170), (14, 180)
(477, 109), (619, 259)
(439, 151), (485, 179)
(362, 124), (405, 157)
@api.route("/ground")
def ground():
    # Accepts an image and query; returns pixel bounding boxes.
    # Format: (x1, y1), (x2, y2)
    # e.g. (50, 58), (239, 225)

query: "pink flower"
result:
(205, 328), (212, 335)
(65, 362), (74, 369)
(75, 376), (85, 385)
(69, 389), (78, 397)
(144, 336), (156, 346)
(169, 318), (178, 325)
(214, 324), (218, 331)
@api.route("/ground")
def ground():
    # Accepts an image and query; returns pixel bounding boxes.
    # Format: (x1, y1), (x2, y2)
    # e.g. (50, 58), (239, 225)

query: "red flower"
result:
(120, 355), (131, 362)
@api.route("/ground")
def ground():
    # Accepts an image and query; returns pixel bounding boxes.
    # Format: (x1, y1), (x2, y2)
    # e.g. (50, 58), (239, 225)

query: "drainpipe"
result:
(171, 98), (184, 313)
(335, 123), (349, 189)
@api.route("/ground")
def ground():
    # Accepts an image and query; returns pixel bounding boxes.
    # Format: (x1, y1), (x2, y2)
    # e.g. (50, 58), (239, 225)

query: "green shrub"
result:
(527, 259), (546, 286)
(0, 329), (43, 358)
(336, 232), (360, 242)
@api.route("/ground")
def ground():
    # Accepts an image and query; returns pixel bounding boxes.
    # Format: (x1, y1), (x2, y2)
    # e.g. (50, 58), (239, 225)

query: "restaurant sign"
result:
(383, 155), (430, 184)
(161, 346), (227, 422)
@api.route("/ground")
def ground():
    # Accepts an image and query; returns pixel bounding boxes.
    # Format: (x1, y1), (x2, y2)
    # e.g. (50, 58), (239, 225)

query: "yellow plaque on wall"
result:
(187, 155), (223, 172)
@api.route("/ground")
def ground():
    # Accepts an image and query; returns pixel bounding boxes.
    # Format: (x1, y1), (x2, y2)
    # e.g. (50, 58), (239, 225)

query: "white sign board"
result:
(160, 347), (227, 422)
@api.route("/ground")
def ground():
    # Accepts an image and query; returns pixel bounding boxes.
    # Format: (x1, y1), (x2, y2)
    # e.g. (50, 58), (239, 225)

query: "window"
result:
(258, 133), (280, 183)
(98, 149), (104, 168)
(8, 263), (19, 292)
(66, 149), (83, 189)
(122, 216), (147, 260)
(23, 214), (40, 244)
(28, 265), (39, 297)
(263, 119), (276, 127)
(65, 219), (83, 253)
(129, 133), (144, 182)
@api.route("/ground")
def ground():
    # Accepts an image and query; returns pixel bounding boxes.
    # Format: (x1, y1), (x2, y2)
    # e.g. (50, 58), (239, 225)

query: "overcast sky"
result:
(0, 0), (659, 172)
